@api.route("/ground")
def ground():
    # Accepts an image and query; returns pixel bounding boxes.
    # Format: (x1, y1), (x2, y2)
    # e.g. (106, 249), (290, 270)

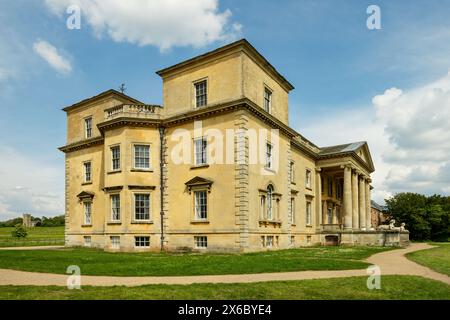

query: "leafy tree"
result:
(385, 193), (450, 241)
(11, 224), (28, 238)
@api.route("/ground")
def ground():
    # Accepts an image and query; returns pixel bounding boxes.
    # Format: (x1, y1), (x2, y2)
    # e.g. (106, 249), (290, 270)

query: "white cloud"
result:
(0, 146), (64, 220)
(33, 40), (72, 74)
(44, 0), (242, 51)
(299, 70), (450, 204)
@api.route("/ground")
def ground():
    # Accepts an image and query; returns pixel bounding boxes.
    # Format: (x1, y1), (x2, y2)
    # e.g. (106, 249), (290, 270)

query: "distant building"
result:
(371, 200), (387, 228)
(22, 214), (36, 228)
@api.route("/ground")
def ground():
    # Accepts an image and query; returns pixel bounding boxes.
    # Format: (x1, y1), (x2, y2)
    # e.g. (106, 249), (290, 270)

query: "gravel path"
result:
(0, 243), (448, 287)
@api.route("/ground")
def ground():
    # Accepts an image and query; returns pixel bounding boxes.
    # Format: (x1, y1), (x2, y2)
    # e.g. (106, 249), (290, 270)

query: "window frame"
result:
(265, 142), (273, 169)
(110, 145), (121, 171)
(193, 190), (208, 221)
(133, 193), (151, 221)
(110, 194), (121, 222)
(83, 161), (92, 183)
(305, 169), (312, 189)
(194, 79), (208, 108)
(194, 236), (208, 249)
(194, 137), (208, 166)
(110, 236), (120, 249)
(266, 235), (274, 248)
(84, 236), (92, 247)
(306, 201), (312, 226)
(84, 116), (93, 139)
(134, 236), (150, 248)
(83, 201), (92, 226)
(133, 144), (151, 170)
(263, 86), (272, 113)
(267, 185), (274, 220)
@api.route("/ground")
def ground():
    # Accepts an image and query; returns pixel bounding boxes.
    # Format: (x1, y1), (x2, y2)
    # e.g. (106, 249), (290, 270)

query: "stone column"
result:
(359, 175), (366, 230)
(316, 168), (322, 231)
(343, 165), (352, 229)
(351, 170), (359, 229)
(365, 178), (372, 230)
(322, 200), (327, 225)
(332, 204), (338, 224)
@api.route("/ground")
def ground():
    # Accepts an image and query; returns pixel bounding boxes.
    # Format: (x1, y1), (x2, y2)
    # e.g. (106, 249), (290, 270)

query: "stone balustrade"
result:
(104, 104), (161, 120)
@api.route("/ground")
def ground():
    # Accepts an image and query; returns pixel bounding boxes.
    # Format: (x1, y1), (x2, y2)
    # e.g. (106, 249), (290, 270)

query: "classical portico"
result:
(313, 141), (383, 245)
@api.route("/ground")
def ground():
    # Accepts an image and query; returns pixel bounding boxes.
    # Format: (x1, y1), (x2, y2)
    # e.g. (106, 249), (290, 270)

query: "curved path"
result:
(0, 243), (448, 287)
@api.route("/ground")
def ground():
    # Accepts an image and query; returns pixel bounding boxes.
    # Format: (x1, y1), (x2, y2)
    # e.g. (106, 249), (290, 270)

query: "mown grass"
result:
(0, 276), (448, 300)
(0, 226), (64, 247)
(406, 243), (450, 276)
(0, 246), (392, 276)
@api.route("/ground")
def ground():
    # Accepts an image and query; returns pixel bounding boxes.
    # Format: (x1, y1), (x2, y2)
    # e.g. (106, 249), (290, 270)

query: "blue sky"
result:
(1, 0), (450, 219)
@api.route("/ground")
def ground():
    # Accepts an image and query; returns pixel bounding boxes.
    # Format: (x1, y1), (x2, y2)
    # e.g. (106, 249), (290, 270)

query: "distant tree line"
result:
(385, 193), (450, 241)
(0, 215), (65, 227)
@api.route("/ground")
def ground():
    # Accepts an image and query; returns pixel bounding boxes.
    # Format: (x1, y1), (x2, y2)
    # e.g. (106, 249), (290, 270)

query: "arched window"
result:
(267, 185), (274, 220)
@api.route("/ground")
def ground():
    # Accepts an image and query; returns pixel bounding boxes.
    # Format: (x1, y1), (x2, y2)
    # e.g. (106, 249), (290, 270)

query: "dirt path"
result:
(0, 243), (448, 287)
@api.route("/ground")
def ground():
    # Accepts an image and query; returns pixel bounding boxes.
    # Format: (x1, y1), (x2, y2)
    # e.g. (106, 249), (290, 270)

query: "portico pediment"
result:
(318, 141), (375, 173)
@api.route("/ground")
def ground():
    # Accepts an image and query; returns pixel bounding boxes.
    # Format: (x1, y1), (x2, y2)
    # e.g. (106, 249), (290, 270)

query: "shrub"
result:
(11, 224), (28, 238)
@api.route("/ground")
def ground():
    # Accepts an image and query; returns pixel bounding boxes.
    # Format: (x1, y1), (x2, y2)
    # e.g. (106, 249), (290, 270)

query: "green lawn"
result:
(406, 243), (450, 276)
(0, 276), (448, 300)
(0, 226), (64, 247)
(0, 246), (392, 276)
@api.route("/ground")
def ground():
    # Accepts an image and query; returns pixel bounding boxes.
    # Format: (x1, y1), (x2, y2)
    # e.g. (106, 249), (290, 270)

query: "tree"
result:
(385, 193), (450, 241)
(11, 224), (28, 238)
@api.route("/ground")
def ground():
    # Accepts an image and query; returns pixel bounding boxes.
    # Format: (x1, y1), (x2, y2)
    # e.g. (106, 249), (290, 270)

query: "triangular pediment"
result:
(355, 143), (375, 172)
(185, 176), (213, 192)
(77, 191), (95, 200)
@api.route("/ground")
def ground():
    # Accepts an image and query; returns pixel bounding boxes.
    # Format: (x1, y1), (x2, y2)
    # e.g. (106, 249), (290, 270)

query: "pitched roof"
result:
(62, 89), (148, 112)
(318, 141), (367, 156)
(156, 39), (295, 91)
(371, 200), (386, 212)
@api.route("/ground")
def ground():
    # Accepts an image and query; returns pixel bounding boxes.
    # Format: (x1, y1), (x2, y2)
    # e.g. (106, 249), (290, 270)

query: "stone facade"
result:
(59, 39), (408, 252)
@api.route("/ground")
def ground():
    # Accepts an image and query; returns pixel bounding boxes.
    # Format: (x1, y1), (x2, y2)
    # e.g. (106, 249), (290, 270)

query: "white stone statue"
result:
(377, 219), (395, 230)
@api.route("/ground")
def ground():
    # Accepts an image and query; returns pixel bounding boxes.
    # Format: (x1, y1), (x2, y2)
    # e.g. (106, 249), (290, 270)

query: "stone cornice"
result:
(58, 136), (104, 153)
(156, 39), (295, 92)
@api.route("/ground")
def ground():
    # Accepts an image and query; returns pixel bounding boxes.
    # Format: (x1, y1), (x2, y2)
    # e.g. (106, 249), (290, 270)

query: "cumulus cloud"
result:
(0, 146), (64, 220)
(44, 0), (242, 51)
(33, 40), (72, 74)
(300, 70), (450, 204)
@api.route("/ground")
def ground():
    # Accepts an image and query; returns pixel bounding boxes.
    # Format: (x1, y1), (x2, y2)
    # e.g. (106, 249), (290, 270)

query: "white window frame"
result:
(194, 236), (208, 249)
(135, 236), (150, 248)
(306, 201), (312, 226)
(110, 194), (121, 221)
(110, 145), (121, 171)
(266, 236), (274, 248)
(84, 236), (91, 247)
(194, 137), (208, 165)
(84, 117), (93, 139)
(267, 185), (274, 220)
(265, 142), (273, 169)
(110, 236), (120, 249)
(194, 190), (208, 220)
(194, 80), (208, 108)
(133, 144), (150, 170)
(290, 197), (295, 224)
(306, 169), (312, 189)
(83, 161), (92, 183)
(84, 201), (92, 225)
(134, 193), (151, 221)
(264, 87), (272, 113)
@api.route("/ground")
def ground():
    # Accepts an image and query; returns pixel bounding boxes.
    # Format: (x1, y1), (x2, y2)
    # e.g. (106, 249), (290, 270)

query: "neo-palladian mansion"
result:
(59, 39), (409, 252)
